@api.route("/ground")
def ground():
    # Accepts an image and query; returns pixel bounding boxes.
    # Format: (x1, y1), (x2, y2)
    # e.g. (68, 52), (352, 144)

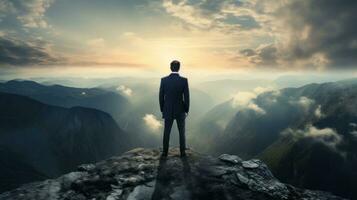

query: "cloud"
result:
(289, 96), (314, 112)
(282, 124), (342, 150)
(233, 0), (357, 70)
(288, 97), (327, 118)
(162, 0), (261, 31)
(277, 0), (357, 69)
(1, 0), (54, 28)
(231, 91), (266, 114)
(314, 105), (324, 118)
(0, 1), (16, 20)
(231, 91), (256, 107)
(349, 123), (357, 128)
(0, 35), (57, 66)
(143, 114), (162, 132)
(253, 86), (273, 94)
(162, 0), (213, 29)
(2, 0), (355, 71)
(116, 85), (133, 97)
(232, 86), (273, 106)
(231, 86), (273, 114)
(222, 14), (260, 30)
(297, 96), (314, 110)
(0, 35), (136, 68)
(239, 44), (278, 66)
(259, 89), (281, 105)
(247, 102), (266, 115)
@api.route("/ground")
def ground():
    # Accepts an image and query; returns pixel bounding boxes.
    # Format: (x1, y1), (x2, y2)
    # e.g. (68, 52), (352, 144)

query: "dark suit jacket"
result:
(159, 73), (190, 119)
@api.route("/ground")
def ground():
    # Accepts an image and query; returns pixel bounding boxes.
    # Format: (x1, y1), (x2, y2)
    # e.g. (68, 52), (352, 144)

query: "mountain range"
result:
(0, 80), (130, 125)
(1, 77), (357, 199)
(0, 92), (131, 192)
(210, 79), (357, 199)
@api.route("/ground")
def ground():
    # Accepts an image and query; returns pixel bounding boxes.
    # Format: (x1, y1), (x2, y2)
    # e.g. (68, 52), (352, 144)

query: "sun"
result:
(152, 45), (186, 71)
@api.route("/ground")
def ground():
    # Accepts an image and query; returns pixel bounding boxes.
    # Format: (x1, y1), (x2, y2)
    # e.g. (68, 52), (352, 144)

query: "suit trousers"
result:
(162, 116), (186, 155)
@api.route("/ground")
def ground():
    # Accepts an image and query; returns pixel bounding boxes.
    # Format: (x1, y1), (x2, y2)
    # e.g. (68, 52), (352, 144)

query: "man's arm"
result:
(183, 78), (190, 113)
(159, 78), (165, 112)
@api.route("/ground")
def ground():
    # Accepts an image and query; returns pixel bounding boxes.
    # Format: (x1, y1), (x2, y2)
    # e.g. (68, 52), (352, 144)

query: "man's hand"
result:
(185, 112), (188, 117)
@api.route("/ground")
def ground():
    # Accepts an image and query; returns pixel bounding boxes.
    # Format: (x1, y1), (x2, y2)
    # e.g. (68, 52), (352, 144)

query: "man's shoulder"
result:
(161, 76), (169, 81)
(180, 76), (188, 81)
(161, 75), (188, 81)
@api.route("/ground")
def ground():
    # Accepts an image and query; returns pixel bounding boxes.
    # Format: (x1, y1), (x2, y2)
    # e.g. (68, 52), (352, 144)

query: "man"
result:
(159, 60), (190, 158)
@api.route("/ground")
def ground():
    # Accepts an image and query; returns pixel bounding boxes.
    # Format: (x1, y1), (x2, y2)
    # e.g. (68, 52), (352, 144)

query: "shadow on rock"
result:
(151, 157), (193, 200)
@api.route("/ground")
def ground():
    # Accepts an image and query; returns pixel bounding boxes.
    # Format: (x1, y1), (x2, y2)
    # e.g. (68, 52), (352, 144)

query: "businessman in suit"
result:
(159, 60), (190, 158)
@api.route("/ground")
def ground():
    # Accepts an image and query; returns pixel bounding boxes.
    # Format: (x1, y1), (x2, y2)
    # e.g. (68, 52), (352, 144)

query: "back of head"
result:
(170, 60), (180, 72)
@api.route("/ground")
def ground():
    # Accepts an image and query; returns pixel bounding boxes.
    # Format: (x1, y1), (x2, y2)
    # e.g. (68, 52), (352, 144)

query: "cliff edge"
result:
(0, 148), (346, 200)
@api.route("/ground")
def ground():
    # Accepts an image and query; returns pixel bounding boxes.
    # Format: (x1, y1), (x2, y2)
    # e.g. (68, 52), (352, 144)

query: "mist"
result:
(2, 71), (355, 152)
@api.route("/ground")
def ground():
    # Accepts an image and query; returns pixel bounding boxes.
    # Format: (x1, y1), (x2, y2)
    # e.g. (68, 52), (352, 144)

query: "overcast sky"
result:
(0, 0), (356, 77)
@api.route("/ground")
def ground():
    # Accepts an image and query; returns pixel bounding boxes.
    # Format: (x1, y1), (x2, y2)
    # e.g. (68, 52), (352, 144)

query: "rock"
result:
(242, 160), (259, 169)
(218, 154), (242, 164)
(118, 175), (145, 186)
(0, 148), (347, 200)
(236, 172), (250, 185)
(61, 172), (88, 188)
(77, 164), (96, 172)
(106, 189), (122, 200)
(206, 166), (228, 177)
(127, 182), (154, 200)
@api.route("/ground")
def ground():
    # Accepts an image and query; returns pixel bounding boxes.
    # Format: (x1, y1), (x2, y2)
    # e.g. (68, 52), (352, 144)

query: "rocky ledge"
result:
(0, 148), (346, 200)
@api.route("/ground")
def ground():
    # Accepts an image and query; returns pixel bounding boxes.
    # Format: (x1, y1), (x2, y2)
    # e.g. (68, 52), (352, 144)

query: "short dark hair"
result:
(170, 60), (180, 72)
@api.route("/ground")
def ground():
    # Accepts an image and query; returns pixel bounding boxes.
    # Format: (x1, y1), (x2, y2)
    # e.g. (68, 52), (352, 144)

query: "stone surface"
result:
(219, 154), (242, 164)
(77, 164), (96, 172)
(0, 148), (347, 200)
(242, 160), (260, 169)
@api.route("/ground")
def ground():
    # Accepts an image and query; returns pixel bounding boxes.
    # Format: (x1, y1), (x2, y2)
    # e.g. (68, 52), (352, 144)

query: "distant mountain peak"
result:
(0, 148), (345, 200)
(6, 79), (43, 86)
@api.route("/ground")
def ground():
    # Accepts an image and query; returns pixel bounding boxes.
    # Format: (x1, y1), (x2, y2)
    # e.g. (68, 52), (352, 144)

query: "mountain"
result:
(259, 135), (355, 199)
(189, 100), (238, 152)
(0, 80), (129, 125)
(214, 79), (357, 199)
(0, 92), (131, 192)
(0, 79), (216, 150)
(273, 74), (355, 88)
(0, 148), (345, 200)
(0, 147), (48, 193)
